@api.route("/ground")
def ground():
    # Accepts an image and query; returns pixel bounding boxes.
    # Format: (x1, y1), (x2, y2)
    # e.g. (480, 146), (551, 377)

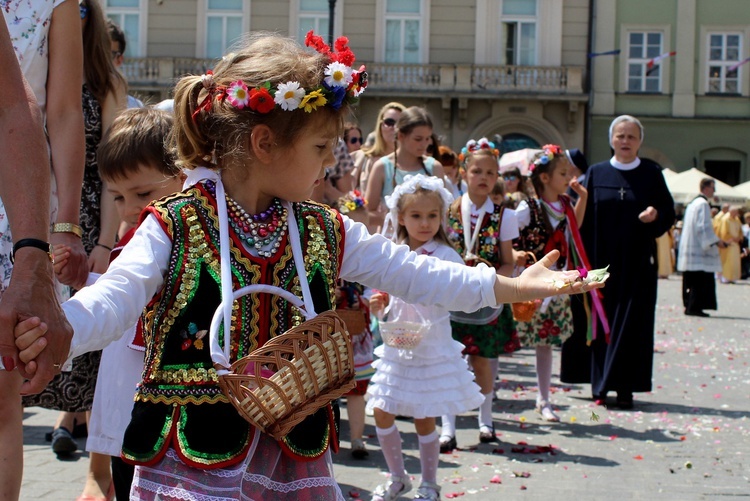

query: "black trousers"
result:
(682, 270), (717, 312)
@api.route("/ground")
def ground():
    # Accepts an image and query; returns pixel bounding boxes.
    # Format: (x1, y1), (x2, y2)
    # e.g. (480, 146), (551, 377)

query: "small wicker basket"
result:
(511, 252), (540, 322)
(211, 286), (355, 441)
(380, 320), (425, 350)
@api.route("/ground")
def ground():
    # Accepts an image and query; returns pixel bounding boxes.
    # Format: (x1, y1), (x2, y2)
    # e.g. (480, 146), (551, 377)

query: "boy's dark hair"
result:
(700, 177), (715, 191)
(98, 108), (179, 181)
(108, 19), (126, 54)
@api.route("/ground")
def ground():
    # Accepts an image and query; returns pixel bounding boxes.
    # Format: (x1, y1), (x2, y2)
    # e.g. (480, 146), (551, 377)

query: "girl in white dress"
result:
(367, 174), (484, 501)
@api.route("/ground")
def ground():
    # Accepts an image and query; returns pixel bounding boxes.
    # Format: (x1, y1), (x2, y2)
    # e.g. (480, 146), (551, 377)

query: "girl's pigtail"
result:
(172, 75), (211, 171)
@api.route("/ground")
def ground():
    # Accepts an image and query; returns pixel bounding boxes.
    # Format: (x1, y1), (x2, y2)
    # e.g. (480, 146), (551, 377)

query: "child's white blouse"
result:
(63, 214), (499, 360)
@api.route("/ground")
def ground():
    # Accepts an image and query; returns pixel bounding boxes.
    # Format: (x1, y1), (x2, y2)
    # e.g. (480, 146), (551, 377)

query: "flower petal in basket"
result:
(218, 311), (356, 441)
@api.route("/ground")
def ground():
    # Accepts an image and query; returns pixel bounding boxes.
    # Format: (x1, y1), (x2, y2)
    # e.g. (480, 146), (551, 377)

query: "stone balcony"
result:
(122, 58), (585, 100)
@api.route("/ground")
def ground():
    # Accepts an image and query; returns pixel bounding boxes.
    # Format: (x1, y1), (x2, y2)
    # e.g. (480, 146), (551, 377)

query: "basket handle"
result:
(513, 251), (537, 278)
(209, 284), (312, 374)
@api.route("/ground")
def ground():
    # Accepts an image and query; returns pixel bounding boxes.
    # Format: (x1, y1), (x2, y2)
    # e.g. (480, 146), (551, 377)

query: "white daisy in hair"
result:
(274, 81), (305, 110)
(324, 61), (353, 87)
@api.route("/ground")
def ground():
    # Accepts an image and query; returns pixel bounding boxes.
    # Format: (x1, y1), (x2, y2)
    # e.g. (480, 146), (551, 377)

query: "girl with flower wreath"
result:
(512, 144), (591, 421)
(16, 32), (603, 500)
(440, 138), (522, 451)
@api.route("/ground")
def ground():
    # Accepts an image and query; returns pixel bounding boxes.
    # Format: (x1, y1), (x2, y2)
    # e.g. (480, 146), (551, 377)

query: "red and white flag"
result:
(646, 51), (676, 74)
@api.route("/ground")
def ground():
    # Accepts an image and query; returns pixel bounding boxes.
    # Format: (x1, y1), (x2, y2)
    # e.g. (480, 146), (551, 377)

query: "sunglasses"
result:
(79, 3), (88, 19)
(503, 175), (518, 181)
(382, 118), (397, 127)
(349, 137), (362, 144)
(111, 50), (123, 59)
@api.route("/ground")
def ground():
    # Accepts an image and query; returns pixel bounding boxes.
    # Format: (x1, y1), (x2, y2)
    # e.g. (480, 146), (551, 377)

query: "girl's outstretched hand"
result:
(499, 250), (606, 304)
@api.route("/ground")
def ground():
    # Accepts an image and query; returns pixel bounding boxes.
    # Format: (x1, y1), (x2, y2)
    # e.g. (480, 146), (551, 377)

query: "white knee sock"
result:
(440, 414), (456, 438)
(418, 431), (440, 485)
(489, 357), (499, 389)
(536, 345), (553, 404)
(376, 425), (406, 478)
(478, 392), (494, 429)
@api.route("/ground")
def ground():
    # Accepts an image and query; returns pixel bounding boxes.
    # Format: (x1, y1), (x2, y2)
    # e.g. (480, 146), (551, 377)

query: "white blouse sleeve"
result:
(63, 214), (171, 360)
(500, 208), (520, 241)
(514, 200), (531, 230)
(339, 218), (498, 313)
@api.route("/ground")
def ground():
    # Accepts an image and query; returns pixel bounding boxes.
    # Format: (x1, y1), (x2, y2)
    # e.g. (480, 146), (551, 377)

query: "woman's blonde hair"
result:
(361, 101), (406, 158)
(172, 32), (350, 170)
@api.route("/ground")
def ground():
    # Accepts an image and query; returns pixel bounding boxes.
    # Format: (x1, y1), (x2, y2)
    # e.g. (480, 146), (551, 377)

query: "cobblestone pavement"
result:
(21, 277), (749, 500)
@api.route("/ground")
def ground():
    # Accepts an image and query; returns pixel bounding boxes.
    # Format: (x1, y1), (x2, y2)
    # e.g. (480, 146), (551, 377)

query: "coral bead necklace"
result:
(225, 195), (288, 258)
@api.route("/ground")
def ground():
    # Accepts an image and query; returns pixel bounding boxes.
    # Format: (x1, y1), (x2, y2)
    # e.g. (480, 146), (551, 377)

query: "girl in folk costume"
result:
(440, 138), (521, 451)
(366, 174), (484, 501)
(17, 32), (604, 500)
(513, 144), (602, 421)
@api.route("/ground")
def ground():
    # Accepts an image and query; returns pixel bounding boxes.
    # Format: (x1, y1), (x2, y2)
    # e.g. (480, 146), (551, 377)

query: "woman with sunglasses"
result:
(500, 167), (531, 209)
(351, 102), (405, 231)
(364, 106), (447, 233)
(344, 122), (363, 154)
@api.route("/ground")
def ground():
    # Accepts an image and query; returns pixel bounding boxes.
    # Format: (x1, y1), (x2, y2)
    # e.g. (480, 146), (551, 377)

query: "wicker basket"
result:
(218, 311), (355, 440)
(336, 307), (369, 336)
(380, 319), (425, 350)
(510, 299), (541, 322)
(511, 251), (540, 322)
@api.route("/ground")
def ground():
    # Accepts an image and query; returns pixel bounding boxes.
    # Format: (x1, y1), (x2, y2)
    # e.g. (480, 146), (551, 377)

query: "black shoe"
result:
(685, 309), (709, 317)
(479, 425), (496, 443)
(615, 392), (634, 410)
(51, 426), (77, 456)
(439, 435), (457, 453)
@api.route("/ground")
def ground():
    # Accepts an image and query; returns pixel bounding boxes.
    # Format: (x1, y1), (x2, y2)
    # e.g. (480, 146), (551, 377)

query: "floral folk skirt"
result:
(516, 295), (573, 347)
(451, 306), (520, 358)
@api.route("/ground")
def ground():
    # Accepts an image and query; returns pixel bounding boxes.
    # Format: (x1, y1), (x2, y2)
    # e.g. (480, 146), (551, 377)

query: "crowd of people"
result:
(0, 3), (744, 500)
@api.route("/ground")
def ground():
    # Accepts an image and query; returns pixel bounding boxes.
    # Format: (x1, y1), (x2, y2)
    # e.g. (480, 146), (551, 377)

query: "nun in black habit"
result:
(574, 115), (674, 409)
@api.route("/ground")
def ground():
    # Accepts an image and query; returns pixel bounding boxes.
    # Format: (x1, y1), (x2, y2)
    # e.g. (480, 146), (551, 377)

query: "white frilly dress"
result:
(366, 240), (484, 419)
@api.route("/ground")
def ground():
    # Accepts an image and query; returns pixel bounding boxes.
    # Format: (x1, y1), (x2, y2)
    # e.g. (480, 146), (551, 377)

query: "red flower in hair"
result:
(248, 87), (275, 114)
(332, 36), (355, 66)
(305, 30), (332, 57)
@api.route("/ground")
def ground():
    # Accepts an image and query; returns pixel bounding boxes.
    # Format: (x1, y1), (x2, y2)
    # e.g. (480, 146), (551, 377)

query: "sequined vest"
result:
(121, 182), (344, 468)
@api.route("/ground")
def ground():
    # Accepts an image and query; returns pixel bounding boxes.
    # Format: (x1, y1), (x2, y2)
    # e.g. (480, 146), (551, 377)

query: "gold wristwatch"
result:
(51, 222), (83, 238)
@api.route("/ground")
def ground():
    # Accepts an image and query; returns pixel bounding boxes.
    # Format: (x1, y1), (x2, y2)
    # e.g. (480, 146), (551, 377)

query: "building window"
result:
(297, 0), (330, 42)
(203, 0), (247, 59)
(626, 31), (663, 92)
(384, 0), (422, 63)
(707, 33), (742, 93)
(500, 0), (537, 65)
(105, 0), (144, 57)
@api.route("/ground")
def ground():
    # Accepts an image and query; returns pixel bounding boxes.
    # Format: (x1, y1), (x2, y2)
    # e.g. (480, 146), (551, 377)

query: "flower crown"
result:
(457, 137), (500, 164)
(192, 31), (367, 121)
(382, 174), (454, 241)
(530, 144), (564, 174)
(336, 190), (366, 214)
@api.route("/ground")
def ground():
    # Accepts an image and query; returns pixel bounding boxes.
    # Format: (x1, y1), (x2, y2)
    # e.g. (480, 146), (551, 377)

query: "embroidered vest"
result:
(447, 196), (504, 268)
(514, 198), (569, 269)
(121, 182), (344, 468)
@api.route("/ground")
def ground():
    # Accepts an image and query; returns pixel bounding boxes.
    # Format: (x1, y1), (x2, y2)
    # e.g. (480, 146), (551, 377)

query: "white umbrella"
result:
(733, 180), (750, 198)
(498, 148), (541, 176)
(661, 168), (678, 178)
(665, 168), (747, 205)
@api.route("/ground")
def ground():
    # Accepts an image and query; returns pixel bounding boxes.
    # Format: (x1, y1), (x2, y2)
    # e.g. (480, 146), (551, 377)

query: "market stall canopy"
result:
(499, 148), (541, 175)
(665, 168), (747, 205)
(661, 168), (678, 178)
(733, 180), (750, 199)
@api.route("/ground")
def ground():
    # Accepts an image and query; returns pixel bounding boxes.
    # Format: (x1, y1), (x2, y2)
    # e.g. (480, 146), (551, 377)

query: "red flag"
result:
(646, 51), (676, 74)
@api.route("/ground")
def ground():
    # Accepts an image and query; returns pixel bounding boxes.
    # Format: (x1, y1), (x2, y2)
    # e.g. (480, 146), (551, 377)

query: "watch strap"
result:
(11, 238), (54, 264)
